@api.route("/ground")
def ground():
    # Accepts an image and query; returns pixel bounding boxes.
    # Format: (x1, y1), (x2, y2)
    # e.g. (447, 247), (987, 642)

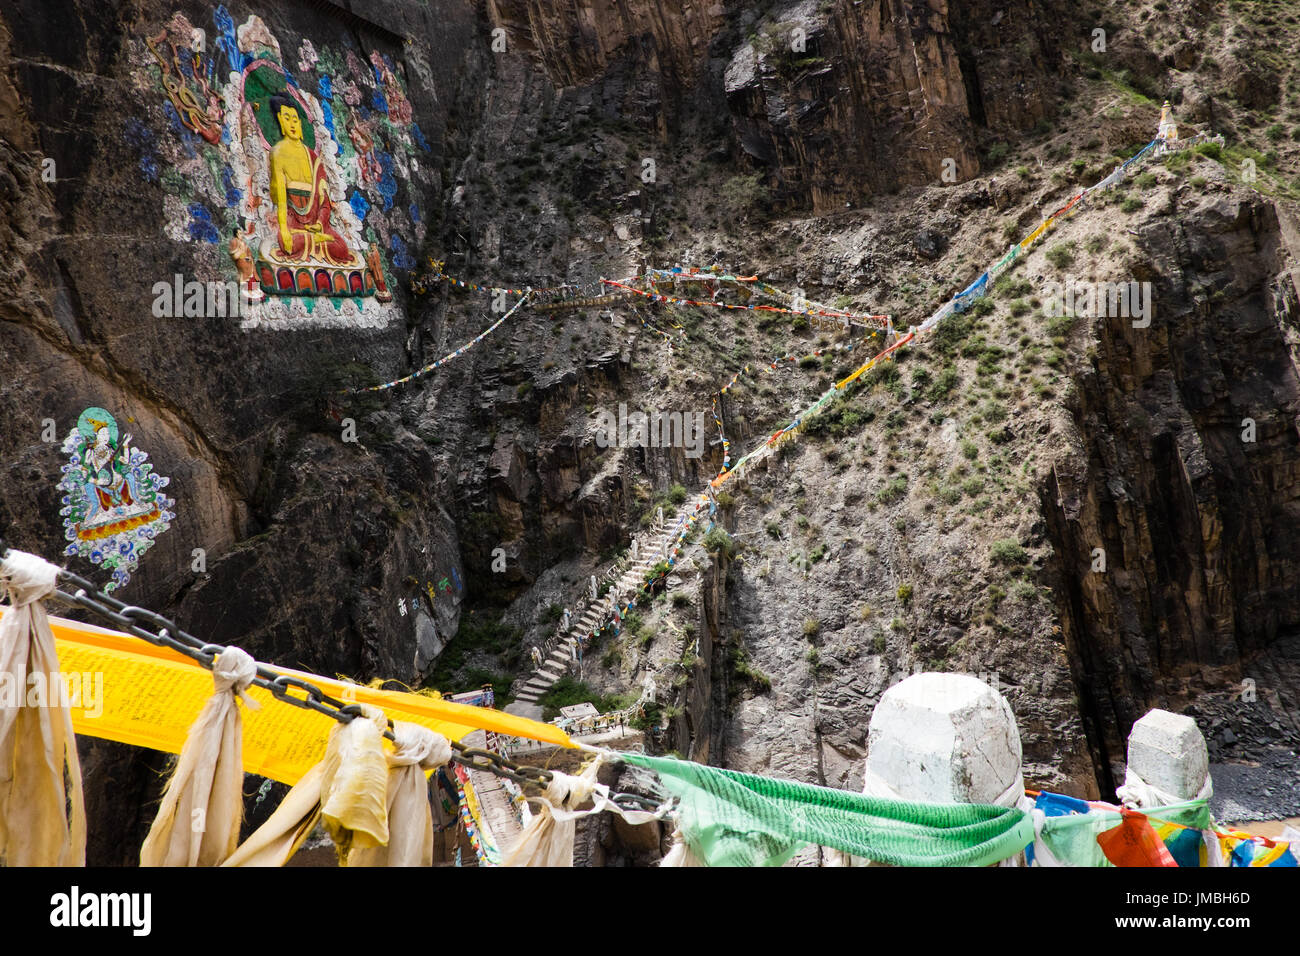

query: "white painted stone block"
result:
(1125, 709), (1209, 802)
(863, 673), (1025, 806)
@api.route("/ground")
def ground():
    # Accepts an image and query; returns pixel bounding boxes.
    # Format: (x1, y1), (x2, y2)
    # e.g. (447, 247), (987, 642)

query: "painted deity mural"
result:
(58, 408), (175, 592)
(132, 9), (433, 329)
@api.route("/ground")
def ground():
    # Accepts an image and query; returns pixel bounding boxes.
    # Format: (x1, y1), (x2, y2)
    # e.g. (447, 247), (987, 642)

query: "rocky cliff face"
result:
(3, 0), (1300, 865)
(1043, 189), (1300, 792)
(0, 0), (483, 862)
(723, 0), (1069, 212)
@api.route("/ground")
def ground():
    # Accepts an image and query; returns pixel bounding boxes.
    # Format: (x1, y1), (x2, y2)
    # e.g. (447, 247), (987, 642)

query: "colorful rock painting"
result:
(58, 408), (175, 592)
(134, 8), (432, 329)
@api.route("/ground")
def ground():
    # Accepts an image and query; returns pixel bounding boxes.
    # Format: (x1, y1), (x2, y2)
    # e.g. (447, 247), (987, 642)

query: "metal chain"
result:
(0, 538), (662, 815)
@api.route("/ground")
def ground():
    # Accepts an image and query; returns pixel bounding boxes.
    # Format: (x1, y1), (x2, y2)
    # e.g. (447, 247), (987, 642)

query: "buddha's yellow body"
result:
(266, 102), (358, 266)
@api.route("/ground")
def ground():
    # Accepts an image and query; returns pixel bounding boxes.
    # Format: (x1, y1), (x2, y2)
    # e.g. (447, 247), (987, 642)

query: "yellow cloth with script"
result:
(0, 610), (571, 786)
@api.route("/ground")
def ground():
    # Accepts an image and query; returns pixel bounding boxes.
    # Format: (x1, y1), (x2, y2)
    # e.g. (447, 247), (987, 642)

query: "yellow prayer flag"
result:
(2, 610), (572, 785)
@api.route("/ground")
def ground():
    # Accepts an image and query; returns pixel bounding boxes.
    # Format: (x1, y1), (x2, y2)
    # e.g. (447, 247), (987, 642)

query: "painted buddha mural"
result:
(136, 10), (420, 323)
(236, 54), (390, 301)
(265, 93), (360, 268)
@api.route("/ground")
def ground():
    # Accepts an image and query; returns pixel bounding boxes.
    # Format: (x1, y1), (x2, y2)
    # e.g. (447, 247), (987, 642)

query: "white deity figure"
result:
(590, 575), (598, 600)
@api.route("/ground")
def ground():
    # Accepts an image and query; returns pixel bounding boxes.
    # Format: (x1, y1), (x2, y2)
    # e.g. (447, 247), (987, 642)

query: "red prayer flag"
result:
(1097, 809), (1179, 867)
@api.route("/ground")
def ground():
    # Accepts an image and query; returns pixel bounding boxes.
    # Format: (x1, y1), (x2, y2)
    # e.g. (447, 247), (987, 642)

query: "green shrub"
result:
(897, 583), (913, 604)
(928, 366), (961, 401)
(729, 644), (771, 692)
(934, 313), (976, 356)
(937, 484), (963, 505)
(980, 400), (1008, 423)
(1009, 580), (1038, 602)
(703, 526), (738, 558)
(802, 618), (821, 638)
(876, 476), (908, 504)
(1045, 243), (1075, 270)
(990, 538), (1028, 565)
(721, 173), (767, 216)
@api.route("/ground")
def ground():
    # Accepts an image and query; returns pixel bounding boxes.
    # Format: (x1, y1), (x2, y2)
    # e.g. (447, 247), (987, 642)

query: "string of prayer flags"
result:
(358, 293), (530, 392)
(602, 277), (890, 327)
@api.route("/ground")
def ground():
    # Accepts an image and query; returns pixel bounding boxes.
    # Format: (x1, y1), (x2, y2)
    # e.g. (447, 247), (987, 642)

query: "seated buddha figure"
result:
(266, 94), (361, 267)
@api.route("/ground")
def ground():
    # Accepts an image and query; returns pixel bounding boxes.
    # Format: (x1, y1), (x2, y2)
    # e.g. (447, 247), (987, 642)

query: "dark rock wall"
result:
(724, 0), (1071, 212)
(1042, 193), (1300, 792)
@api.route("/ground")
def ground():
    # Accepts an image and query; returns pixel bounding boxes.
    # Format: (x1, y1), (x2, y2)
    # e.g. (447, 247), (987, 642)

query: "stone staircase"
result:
(512, 514), (688, 705)
(459, 730), (525, 862)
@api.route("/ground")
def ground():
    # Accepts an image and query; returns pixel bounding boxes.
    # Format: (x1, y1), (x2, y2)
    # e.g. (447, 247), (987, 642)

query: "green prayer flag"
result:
(621, 753), (1035, 867)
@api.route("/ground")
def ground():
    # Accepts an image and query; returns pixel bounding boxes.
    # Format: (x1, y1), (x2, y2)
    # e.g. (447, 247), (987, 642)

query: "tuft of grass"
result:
(1044, 243), (1075, 270)
(703, 526), (739, 558)
(990, 538), (1028, 566)
(876, 475), (908, 504)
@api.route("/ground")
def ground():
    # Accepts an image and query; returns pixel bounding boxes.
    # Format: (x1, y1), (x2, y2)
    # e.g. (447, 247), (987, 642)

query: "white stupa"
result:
(1158, 100), (1179, 143)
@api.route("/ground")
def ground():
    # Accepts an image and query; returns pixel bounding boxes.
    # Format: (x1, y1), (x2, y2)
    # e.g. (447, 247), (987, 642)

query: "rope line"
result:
(355, 292), (531, 393)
